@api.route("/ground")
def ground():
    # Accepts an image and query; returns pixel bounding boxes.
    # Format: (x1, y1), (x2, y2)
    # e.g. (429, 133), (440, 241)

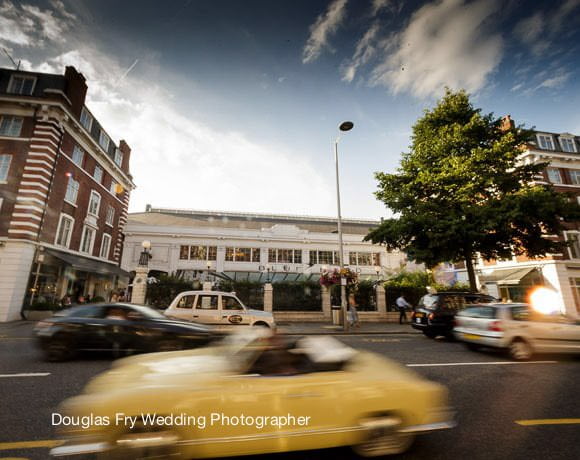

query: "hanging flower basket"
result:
(319, 267), (358, 286)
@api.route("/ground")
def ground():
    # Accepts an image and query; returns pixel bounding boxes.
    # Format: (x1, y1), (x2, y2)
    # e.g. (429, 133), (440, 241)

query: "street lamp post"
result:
(334, 121), (354, 331)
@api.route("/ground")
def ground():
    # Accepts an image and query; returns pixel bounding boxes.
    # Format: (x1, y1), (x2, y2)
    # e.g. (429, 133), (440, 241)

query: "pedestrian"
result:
(348, 293), (360, 328)
(60, 295), (72, 308)
(110, 291), (119, 303)
(77, 295), (86, 304)
(118, 290), (126, 302)
(396, 294), (412, 324)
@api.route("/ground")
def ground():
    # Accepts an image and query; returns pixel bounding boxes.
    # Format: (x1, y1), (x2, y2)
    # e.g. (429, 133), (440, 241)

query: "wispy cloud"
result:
(535, 71), (571, 90)
(369, 0), (503, 98)
(514, 0), (580, 56)
(341, 22), (381, 83)
(302, 0), (349, 64)
(7, 1), (334, 215)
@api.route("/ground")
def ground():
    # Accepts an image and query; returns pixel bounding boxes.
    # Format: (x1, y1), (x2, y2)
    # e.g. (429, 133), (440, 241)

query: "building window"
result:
(349, 252), (379, 266)
(569, 170), (580, 185)
(537, 134), (554, 150)
(225, 247), (260, 262)
(80, 226), (96, 254)
(310, 250), (339, 265)
(559, 137), (576, 153)
(80, 107), (93, 131)
(179, 245), (218, 261)
(0, 116), (23, 137)
(114, 148), (123, 167)
(565, 232), (580, 259)
(71, 145), (84, 167)
(93, 165), (103, 183)
(55, 214), (74, 248)
(0, 154), (11, 182)
(0, 197), (3, 212)
(99, 130), (110, 151)
(105, 205), (115, 226)
(7, 75), (36, 95)
(110, 180), (117, 194)
(546, 168), (562, 184)
(100, 233), (112, 259)
(65, 177), (80, 204)
(268, 248), (301, 264)
(88, 191), (101, 217)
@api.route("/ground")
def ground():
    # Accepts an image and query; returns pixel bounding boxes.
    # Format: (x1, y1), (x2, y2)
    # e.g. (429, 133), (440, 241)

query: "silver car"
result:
(165, 290), (276, 330)
(454, 303), (580, 360)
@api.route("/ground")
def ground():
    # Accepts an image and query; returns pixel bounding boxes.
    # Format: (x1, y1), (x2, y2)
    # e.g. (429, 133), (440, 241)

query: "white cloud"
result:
(510, 83), (523, 92)
(302, 0), (349, 64)
(369, 0), (503, 98)
(0, 0), (75, 48)
(0, 1), (35, 46)
(12, 3), (334, 215)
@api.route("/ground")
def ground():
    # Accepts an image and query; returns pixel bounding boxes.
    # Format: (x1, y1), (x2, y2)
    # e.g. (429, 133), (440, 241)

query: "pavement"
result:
(0, 320), (420, 338)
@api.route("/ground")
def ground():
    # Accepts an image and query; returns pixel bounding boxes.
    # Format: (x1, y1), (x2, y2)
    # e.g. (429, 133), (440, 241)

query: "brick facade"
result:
(0, 66), (135, 321)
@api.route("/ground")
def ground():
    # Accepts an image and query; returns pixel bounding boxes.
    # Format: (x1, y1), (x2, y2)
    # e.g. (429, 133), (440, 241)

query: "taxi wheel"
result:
(509, 339), (532, 361)
(353, 415), (415, 457)
(253, 321), (270, 328)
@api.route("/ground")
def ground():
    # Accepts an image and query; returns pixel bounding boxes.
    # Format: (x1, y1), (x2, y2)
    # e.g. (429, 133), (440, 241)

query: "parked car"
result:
(165, 290), (276, 330)
(454, 303), (580, 360)
(34, 303), (213, 361)
(50, 330), (454, 459)
(411, 291), (497, 339)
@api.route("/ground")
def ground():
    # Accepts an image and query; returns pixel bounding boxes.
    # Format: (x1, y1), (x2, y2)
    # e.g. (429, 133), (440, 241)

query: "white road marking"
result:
(0, 373), (50, 378)
(407, 361), (557, 367)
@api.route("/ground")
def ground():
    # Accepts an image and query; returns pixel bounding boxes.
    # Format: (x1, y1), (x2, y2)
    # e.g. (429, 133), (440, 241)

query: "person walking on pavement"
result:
(348, 293), (360, 328)
(396, 294), (412, 324)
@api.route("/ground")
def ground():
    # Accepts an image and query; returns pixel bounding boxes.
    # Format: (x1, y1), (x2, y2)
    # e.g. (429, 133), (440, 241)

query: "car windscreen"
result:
(457, 306), (497, 318)
(419, 295), (439, 310)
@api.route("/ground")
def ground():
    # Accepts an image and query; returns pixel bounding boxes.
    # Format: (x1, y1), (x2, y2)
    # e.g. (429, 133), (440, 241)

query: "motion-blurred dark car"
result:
(411, 292), (497, 339)
(34, 303), (213, 361)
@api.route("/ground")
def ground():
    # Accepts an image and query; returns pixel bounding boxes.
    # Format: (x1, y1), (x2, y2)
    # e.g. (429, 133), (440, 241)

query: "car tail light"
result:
(488, 321), (503, 332)
(428, 313), (435, 321)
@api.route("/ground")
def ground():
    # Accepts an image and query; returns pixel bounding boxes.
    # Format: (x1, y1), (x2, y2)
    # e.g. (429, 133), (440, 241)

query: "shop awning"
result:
(45, 249), (130, 278)
(479, 267), (537, 285)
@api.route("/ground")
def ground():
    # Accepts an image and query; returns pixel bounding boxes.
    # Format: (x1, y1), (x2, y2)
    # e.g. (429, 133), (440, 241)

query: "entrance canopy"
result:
(45, 249), (130, 278)
(479, 267), (538, 286)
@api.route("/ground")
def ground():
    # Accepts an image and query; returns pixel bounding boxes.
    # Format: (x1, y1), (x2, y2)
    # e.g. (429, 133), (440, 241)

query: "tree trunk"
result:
(464, 254), (478, 292)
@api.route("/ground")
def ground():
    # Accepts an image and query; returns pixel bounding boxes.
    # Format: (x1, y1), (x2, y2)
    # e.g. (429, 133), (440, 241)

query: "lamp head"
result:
(141, 240), (151, 250)
(339, 121), (354, 132)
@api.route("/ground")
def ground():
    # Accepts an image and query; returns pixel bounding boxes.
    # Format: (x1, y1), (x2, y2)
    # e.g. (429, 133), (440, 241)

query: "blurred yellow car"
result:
(51, 331), (454, 458)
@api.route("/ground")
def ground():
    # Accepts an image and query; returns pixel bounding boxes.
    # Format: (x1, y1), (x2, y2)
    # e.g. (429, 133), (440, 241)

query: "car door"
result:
(193, 294), (221, 325)
(530, 315), (580, 353)
(220, 295), (251, 327)
(72, 305), (110, 350)
(167, 294), (197, 321)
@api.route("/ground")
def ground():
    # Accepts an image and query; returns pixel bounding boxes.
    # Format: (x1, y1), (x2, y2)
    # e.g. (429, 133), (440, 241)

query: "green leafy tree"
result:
(366, 89), (579, 291)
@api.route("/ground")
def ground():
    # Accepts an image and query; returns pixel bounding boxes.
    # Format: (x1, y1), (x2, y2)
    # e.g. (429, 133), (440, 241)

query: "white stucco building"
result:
(121, 206), (418, 316)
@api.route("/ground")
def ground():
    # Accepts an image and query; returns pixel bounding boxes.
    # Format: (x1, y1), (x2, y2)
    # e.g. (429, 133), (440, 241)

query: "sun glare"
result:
(528, 287), (560, 315)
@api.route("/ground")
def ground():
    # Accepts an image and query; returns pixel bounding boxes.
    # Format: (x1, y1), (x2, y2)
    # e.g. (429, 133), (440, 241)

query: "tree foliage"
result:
(366, 89), (579, 290)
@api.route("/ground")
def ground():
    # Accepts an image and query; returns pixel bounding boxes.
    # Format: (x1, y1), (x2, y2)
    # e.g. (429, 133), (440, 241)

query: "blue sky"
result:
(1, 0), (579, 218)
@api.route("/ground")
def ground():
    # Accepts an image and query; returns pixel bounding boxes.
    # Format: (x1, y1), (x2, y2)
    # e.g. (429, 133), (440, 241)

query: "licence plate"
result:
(463, 333), (480, 340)
(415, 318), (422, 324)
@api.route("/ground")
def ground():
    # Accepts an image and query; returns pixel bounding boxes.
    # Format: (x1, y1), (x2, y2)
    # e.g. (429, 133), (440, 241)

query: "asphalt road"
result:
(0, 327), (578, 460)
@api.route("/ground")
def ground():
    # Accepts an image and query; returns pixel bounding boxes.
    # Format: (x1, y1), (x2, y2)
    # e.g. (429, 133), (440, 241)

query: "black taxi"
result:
(411, 291), (497, 339)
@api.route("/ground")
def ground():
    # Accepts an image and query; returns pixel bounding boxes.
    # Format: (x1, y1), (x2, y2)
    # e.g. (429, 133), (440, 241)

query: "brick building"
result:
(0, 66), (135, 322)
(451, 118), (580, 316)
